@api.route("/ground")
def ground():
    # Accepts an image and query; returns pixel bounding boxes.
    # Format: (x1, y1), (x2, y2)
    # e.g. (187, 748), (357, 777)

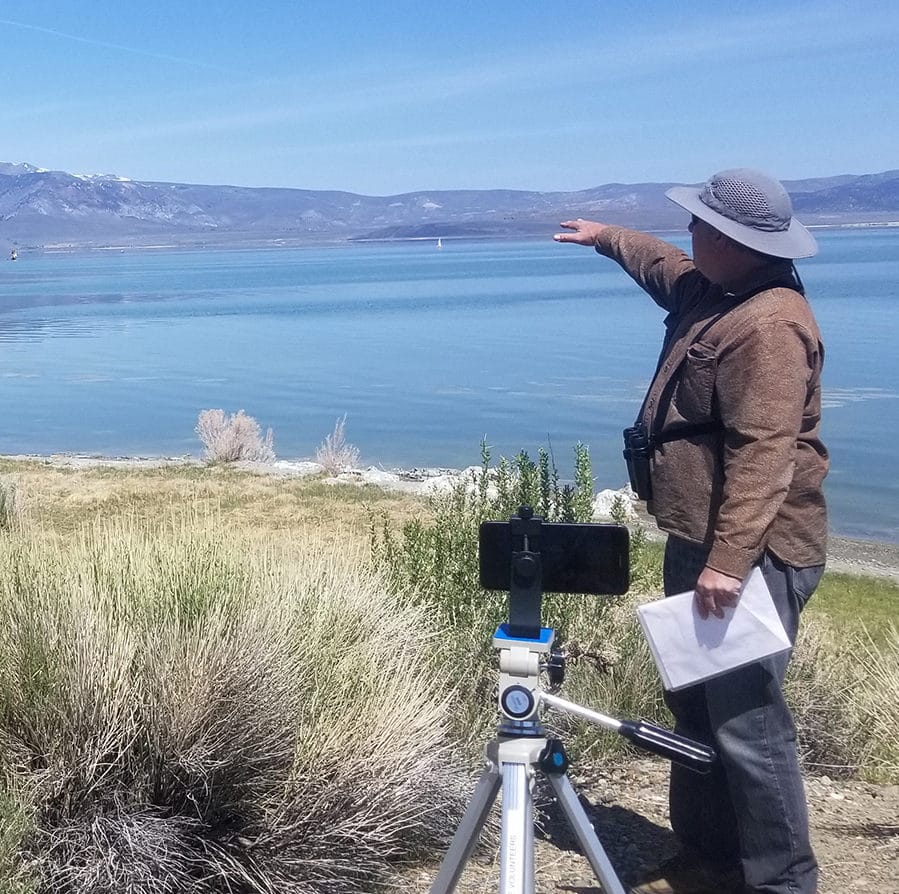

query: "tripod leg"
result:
(546, 773), (626, 894)
(429, 766), (501, 894)
(500, 762), (535, 894)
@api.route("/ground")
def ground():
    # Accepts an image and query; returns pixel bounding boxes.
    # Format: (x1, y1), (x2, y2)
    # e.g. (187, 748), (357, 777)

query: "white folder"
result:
(636, 565), (791, 691)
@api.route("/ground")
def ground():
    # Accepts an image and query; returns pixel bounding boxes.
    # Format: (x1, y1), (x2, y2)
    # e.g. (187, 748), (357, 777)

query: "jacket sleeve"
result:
(706, 319), (818, 578)
(593, 226), (704, 313)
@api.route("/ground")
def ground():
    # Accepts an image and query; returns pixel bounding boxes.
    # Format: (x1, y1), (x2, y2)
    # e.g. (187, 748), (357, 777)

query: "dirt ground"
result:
(411, 758), (899, 893)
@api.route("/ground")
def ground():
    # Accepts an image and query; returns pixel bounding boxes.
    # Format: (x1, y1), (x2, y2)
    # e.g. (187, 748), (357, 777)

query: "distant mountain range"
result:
(2, 161), (898, 250)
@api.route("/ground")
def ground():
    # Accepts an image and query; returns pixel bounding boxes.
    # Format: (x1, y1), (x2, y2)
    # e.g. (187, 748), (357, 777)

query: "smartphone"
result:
(478, 520), (630, 595)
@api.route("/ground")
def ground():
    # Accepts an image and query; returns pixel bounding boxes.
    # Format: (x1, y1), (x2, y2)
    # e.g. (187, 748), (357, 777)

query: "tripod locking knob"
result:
(538, 739), (570, 775)
(545, 649), (565, 687)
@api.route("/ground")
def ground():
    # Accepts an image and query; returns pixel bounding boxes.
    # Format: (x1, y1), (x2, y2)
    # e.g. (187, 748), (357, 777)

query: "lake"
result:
(1, 230), (897, 543)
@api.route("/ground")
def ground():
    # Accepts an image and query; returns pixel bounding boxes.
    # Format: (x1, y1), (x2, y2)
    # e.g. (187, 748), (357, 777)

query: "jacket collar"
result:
(721, 260), (798, 299)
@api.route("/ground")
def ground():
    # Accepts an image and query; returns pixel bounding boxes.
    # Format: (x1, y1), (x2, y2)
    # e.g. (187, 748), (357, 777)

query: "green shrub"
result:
(370, 442), (664, 757)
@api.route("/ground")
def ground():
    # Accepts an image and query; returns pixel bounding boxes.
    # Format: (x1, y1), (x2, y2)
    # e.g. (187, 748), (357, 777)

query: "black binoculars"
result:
(622, 423), (653, 502)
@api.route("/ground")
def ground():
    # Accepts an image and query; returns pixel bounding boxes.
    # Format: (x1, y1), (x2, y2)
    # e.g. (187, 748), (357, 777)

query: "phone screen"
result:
(478, 521), (630, 595)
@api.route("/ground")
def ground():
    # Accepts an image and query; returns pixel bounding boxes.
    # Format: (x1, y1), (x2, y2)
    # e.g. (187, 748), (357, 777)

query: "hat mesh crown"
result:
(710, 176), (773, 219)
(700, 171), (792, 232)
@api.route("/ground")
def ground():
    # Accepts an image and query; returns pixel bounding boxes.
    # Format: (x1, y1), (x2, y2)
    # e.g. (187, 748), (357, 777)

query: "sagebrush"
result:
(0, 521), (466, 893)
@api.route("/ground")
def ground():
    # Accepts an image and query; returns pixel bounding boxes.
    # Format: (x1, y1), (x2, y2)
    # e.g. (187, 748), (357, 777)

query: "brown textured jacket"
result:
(595, 226), (828, 579)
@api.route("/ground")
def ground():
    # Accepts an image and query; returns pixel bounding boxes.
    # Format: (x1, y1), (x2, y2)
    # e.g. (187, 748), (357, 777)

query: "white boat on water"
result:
(436, 237), (442, 249)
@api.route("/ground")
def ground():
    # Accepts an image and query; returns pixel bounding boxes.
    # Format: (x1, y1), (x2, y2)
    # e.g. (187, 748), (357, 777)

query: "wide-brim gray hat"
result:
(666, 168), (817, 259)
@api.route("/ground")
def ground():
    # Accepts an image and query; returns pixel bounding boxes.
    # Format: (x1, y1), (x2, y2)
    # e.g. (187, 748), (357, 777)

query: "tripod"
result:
(429, 508), (714, 894)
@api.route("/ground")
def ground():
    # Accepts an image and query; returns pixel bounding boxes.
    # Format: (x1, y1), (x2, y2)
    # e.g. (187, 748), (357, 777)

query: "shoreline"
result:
(8, 221), (899, 256)
(4, 451), (898, 581)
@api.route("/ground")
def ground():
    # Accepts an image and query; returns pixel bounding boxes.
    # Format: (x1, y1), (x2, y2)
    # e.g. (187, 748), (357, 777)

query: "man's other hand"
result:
(694, 566), (742, 619)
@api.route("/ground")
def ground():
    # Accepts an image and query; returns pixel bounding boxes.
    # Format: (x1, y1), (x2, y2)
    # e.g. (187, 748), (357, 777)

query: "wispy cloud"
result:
(0, 99), (90, 125)
(304, 120), (603, 154)
(27, 0), (899, 176)
(254, 3), (899, 117)
(0, 16), (231, 73)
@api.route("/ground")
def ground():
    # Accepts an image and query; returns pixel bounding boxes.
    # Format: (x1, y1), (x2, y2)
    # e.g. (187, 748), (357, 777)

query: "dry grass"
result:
(782, 618), (899, 782)
(0, 514), (467, 893)
(2, 452), (897, 894)
(784, 619), (863, 775)
(0, 475), (25, 532)
(848, 624), (899, 780)
(0, 459), (426, 544)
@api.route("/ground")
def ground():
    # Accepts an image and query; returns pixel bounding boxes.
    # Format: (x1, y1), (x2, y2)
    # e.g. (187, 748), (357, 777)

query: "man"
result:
(555, 169), (828, 894)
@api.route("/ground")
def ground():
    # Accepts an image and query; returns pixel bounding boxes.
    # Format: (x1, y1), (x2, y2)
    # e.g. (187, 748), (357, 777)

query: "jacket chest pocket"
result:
(673, 343), (718, 421)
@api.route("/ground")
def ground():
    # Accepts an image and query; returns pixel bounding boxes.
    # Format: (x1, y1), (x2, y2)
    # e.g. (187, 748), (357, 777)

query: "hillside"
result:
(2, 161), (898, 250)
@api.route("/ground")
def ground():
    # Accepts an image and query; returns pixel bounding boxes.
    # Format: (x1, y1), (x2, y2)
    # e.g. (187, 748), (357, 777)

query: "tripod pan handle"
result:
(618, 720), (715, 774)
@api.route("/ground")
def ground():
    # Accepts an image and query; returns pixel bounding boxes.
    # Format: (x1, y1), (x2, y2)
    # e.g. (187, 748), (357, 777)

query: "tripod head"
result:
(481, 506), (715, 774)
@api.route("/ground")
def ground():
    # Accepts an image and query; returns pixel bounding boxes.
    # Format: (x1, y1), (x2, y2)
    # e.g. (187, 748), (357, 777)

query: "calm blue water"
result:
(1, 231), (897, 543)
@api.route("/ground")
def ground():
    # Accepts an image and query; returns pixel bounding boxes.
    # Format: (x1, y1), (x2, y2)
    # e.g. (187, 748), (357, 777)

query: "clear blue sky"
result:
(2, 1), (897, 195)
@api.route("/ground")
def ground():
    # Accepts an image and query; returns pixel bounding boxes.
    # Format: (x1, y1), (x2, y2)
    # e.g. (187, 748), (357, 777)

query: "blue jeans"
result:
(662, 536), (823, 894)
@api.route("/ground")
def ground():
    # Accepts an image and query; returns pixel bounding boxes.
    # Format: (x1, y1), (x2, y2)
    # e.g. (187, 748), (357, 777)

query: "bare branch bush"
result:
(195, 409), (275, 464)
(314, 415), (360, 474)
